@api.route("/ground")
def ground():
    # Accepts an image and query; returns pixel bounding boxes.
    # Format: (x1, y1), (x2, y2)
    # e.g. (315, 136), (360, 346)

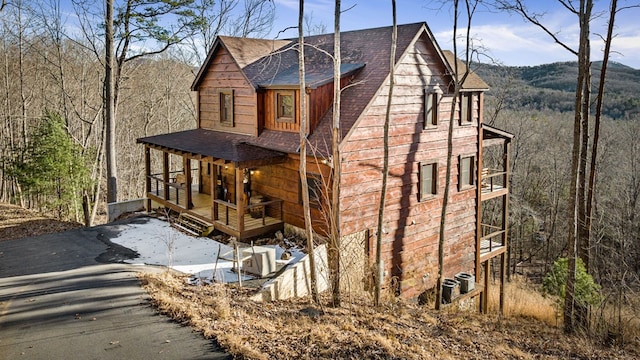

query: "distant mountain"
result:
(473, 61), (640, 120)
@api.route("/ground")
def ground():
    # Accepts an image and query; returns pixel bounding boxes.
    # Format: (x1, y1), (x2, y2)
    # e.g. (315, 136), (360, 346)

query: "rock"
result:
(280, 251), (291, 260)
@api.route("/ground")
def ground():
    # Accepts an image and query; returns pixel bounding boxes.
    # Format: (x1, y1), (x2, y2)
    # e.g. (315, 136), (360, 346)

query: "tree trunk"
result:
(298, 0), (319, 304)
(105, 0), (118, 204)
(374, 0), (396, 307)
(329, 0), (341, 307)
(564, 0), (593, 335)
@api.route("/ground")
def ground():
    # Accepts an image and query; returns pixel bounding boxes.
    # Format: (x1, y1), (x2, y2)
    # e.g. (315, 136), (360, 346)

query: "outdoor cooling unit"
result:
(242, 245), (276, 277)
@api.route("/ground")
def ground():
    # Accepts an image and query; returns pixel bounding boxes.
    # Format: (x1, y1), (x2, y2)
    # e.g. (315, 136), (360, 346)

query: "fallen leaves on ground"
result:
(0, 203), (83, 241)
(140, 271), (639, 360)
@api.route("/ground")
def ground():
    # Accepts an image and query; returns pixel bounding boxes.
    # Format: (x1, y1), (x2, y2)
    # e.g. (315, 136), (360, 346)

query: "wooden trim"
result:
(185, 157), (192, 209)
(218, 88), (234, 127)
(236, 167), (245, 233)
(163, 152), (170, 201)
(275, 90), (296, 124)
(419, 161), (438, 201)
(424, 89), (440, 129)
(458, 153), (476, 191)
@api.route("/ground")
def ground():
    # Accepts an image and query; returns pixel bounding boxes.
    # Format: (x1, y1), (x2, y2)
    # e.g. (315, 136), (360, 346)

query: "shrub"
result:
(542, 257), (601, 308)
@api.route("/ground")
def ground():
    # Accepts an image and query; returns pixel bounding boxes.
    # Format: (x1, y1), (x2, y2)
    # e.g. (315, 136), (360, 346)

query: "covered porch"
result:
(138, 129), (287, 239)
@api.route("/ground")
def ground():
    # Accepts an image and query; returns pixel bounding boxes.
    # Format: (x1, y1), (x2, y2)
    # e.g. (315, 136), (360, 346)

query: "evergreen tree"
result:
(11, 111), (92, 220)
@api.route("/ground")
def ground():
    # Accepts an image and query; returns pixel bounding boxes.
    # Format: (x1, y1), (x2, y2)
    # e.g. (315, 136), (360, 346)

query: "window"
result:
(459, 92), (473, 125)
(300, 173), (322, 208)
(276, 91), (295, 123)
(424, 90), (440, 129)
(458, 155), (476, 190)
(219, 89), (234, 126)
(420, 162), (438, 200)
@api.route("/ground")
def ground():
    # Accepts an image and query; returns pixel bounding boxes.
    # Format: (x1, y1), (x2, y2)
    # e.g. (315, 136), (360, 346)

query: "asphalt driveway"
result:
(0, 218), (231, 360)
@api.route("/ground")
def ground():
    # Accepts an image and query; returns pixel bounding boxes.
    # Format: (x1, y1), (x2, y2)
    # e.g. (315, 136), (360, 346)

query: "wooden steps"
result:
(172, 212), (214, 237)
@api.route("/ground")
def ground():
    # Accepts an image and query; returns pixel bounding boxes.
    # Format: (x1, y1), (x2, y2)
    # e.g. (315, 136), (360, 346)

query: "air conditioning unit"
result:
(454, 272), (475, 294)
(242, 245), (276, 277)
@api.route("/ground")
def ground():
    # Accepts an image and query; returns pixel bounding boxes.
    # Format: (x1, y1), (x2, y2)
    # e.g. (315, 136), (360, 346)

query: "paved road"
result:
(0, 219), (231, 360)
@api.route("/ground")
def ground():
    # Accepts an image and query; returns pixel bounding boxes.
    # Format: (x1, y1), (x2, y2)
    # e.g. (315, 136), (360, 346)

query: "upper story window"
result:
(276, 91), (295, 123)
(424, 90), (440, 129)
(458, 154), (476, 190)
(459, 92), (473, 125)
(420, 161), (438, 200)
(219, 89), (234, 126)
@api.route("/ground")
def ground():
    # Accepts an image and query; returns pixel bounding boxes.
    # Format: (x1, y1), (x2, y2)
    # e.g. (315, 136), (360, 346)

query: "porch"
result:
(138, 129), (287, 240)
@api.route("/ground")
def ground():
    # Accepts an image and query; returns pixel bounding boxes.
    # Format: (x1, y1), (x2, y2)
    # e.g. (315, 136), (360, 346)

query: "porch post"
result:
(210, 161), (216, 221)
(483, 260), (490, 313)
(185, 157), (192, 209)
(163, 152), (170, 201)
(476, 121), (484, 313)
(500, 252), (506, 316)
(236, 166), (245, 234)
(145, 146), (151, 211)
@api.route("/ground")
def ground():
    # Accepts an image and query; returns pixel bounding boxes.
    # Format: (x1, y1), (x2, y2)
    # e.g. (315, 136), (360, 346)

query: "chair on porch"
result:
(174, 173), (186, 187)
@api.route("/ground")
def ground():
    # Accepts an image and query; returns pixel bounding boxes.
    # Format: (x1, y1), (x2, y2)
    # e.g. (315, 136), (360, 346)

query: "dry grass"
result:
(487, 276), (559, 326)
(140, 271), (640, 360)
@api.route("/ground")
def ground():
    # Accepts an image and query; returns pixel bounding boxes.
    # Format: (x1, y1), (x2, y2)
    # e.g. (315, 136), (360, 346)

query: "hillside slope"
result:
(474, 61), (640, 120)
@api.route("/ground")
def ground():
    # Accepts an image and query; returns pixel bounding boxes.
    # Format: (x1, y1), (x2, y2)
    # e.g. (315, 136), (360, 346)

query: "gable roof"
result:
(191, 36), (290, 90)
(441, 50), (489, 90)
(191, 23), (489, 156)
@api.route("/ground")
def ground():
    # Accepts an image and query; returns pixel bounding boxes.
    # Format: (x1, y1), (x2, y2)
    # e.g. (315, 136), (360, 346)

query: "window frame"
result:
(419, 161), (438, 200)
(218, 89), (234, 127)
(424, 90), (440, 129)
(458, 154), (476, 191)
(275, 90), (295, 123)
(459, 92), (473, 125)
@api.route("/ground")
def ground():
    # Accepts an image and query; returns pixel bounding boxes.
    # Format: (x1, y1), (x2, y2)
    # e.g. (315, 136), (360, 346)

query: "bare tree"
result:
(495, 0), (591, 333)
(374, 0), (396, 307)
(329, 0), (342, 307)
(298, 0), (319, 304)
(105, 0), (116, 203)
(434, 0), (475, 310)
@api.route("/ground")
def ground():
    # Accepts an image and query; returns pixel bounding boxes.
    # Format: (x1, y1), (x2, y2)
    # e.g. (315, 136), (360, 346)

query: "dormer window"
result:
(276, 91), (295, 123)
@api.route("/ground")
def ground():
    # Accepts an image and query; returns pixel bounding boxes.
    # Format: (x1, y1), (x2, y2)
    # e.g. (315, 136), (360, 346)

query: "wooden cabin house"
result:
(137, 22), (512, 307)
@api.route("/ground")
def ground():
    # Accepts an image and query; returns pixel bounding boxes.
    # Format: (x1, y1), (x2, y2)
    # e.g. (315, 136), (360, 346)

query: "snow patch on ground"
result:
(108, 217), (304, 284)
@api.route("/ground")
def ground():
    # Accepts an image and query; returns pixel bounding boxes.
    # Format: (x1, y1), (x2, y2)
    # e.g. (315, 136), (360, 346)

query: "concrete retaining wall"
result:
(251, 244), (329, 302)
(107, 199), (146, 222)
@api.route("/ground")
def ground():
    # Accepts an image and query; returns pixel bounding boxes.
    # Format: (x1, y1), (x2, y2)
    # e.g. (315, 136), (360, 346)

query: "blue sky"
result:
(270, 0), (640, 69)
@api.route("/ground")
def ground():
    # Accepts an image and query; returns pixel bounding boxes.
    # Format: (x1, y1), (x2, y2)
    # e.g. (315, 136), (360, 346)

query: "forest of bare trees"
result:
(1, 0), (639, 342)
(0, 0), (274, 225)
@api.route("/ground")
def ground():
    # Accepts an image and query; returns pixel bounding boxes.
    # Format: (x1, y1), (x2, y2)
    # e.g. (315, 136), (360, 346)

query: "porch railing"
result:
(213, 198), (283, 228)
(147, 170), (199, 206)
(481, 168), (507, 192)
(480, 223), (505, 253)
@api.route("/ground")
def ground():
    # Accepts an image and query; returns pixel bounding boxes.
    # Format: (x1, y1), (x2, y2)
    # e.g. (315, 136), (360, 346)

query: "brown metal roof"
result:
(137, 129), (285, 163)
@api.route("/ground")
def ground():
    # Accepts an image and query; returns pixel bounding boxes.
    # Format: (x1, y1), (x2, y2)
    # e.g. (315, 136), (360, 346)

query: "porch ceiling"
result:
(137, 129), (286, 165)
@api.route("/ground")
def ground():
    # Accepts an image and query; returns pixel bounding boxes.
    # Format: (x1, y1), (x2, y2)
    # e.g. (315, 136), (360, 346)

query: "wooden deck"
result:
(147, 185), (283, 239)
